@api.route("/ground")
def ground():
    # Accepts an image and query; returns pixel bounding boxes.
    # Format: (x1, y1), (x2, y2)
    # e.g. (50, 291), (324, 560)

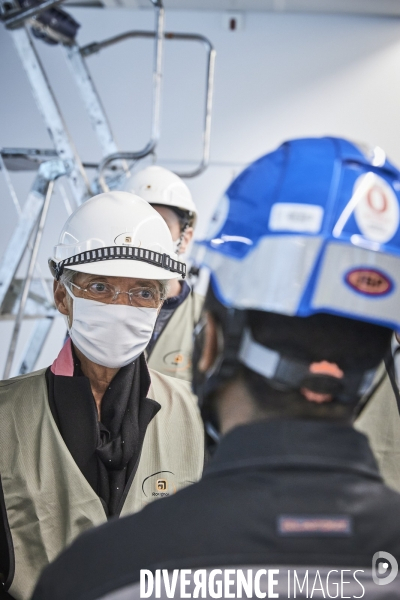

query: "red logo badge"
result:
(345, 268), (393, 297)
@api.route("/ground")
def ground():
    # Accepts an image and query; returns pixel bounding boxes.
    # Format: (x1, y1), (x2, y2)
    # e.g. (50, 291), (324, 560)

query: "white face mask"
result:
(65, 291), (158, 368)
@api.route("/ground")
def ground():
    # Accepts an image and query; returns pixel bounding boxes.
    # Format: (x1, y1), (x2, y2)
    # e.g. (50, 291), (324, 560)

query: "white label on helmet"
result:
(269, 203), (323, 233)
(354, 173), (399, 243)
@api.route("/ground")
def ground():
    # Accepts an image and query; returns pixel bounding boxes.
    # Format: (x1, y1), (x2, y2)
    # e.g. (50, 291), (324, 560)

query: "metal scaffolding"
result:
(0, 0), (216, 377)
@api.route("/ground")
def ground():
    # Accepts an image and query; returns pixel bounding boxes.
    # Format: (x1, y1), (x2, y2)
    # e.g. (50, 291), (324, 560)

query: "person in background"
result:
(0, 192), (204, 600)
(355, 334), (400, 492)
(31, 138), (400, 600)
(123, 166), (203, 381)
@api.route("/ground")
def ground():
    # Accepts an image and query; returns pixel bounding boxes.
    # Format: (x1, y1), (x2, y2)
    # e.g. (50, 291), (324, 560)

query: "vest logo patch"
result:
(156, 478), (168, 492)
(278, 515), (353, 537)
(142, 471), (177, 498)
(344, 268), (393, 297)
(163, 350), (191, 372)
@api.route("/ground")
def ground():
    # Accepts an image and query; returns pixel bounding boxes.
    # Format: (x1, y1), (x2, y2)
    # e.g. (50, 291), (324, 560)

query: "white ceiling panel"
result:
(66, 0), (400, 17)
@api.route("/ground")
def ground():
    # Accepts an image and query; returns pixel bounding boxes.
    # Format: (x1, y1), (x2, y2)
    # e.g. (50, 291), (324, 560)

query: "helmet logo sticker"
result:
(114, 233), (141, 247)
(344, 268), (394, 297)
(354, 173), (399, 243)
(269, 203), (323, 233)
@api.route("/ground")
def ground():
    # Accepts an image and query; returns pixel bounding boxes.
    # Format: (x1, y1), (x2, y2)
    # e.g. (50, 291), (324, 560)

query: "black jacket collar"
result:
(205, 419), (382, 481)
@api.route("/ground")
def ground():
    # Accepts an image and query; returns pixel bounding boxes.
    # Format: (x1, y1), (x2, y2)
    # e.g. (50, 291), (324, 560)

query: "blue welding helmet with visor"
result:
(192, 137), (400, 430)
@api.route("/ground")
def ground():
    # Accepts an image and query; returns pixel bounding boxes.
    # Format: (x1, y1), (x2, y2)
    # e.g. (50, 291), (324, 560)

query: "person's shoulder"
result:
(192, 290), (205, 303)
(147, 370), (202, 432)
(148, 368), (196, 405)
(175, 286), (204, 319)
(0, 368), (47, 405)
(192, 290), (205, 319)
(375, 480), (400, 509)
(0, 367), (47, 387)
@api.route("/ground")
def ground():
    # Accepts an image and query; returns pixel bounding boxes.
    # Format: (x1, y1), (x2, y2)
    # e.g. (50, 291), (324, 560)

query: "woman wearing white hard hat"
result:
(0, 192), (204, 600)
(123, 166), (204, 382)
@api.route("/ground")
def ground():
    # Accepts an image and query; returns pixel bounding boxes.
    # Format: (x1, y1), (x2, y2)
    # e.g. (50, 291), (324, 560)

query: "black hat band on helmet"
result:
(53, 246), (186, 281)
(239, 329), (377, 404)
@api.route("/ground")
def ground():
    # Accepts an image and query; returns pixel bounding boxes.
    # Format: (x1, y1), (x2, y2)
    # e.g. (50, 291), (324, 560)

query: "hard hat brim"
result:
(61, 260), (181, 281)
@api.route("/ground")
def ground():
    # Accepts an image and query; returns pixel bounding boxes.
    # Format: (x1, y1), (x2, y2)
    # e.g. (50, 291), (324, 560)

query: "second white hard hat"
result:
(49, 191), (185, 281)
(123, 165), (197, 226)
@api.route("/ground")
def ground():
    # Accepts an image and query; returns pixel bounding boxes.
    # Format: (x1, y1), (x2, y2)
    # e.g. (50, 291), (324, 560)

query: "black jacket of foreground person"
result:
(32, 419), (400, 600)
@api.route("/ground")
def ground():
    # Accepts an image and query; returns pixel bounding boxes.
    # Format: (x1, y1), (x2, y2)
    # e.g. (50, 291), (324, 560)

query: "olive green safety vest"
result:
(355, 366), (400, 493)
(0, 368), (204, 600)
(147, 291), (204, 382)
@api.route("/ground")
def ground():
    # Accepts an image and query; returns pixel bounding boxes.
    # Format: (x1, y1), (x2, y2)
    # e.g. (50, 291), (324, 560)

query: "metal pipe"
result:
(82, 30), (215, 181)
(80, 32), (154, 58)
(11, 27), (90, 204)
(3, 178), (54, 379)
(64, 43), (128, 170)
(3, 0), (65, 29)
(0, 160), (65, 310)
(152, 2), (164, 151)
(0, 150), (53, 304)
(0, 147), (99, 172)
(97, 3), (165, 192)
(174, 38), (216, 178)
(0, 152), (22, 216)
(80, 31), (212, 58)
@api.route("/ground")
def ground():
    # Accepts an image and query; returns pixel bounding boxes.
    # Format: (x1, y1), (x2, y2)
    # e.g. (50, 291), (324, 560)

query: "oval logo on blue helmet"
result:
(344, 268), (394, 297)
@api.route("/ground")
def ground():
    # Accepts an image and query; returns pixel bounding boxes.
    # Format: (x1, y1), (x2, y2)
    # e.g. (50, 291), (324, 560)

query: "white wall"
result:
(1, 8), (400, 374)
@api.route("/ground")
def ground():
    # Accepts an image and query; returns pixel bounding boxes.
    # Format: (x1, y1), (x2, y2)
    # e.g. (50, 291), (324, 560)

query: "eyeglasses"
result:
(67, 281), (163, 308)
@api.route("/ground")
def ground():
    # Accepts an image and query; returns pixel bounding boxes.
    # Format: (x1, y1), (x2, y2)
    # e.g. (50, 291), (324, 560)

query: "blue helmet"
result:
(197, 137), (400, 331)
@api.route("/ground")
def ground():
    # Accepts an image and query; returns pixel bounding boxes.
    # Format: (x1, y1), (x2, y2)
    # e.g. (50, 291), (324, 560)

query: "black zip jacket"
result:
(31, 419), (400, 600)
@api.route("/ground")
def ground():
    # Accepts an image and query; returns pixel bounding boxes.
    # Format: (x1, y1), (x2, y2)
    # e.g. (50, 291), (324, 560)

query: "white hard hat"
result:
(49, 191), (185, 281)
(123, 165), (197, 226)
